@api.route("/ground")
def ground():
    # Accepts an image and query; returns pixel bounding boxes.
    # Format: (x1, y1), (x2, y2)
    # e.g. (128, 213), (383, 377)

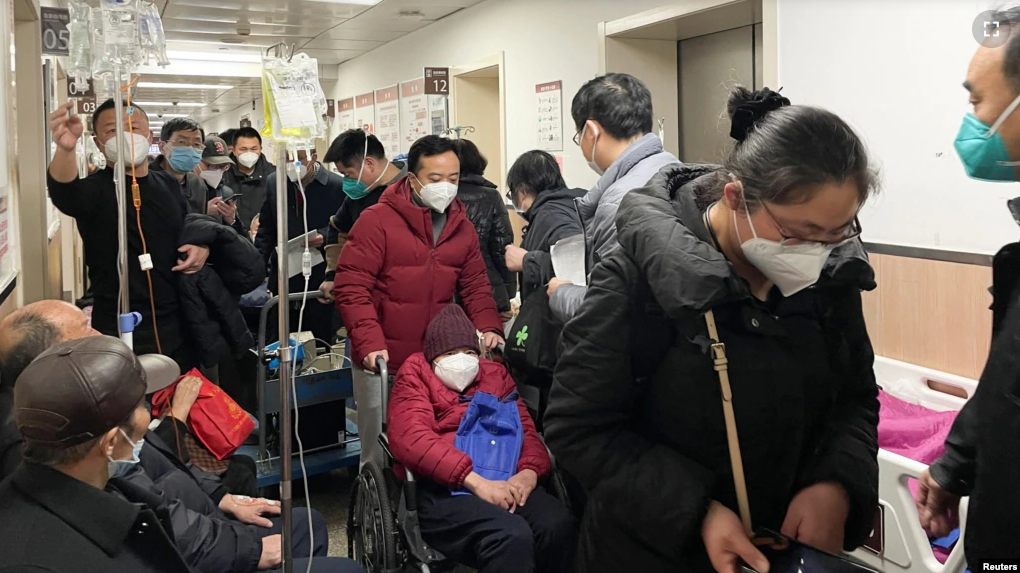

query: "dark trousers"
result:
(272, 558), (365, 573)
(418, 484), (577, 573)
(265, 507), (329, 558)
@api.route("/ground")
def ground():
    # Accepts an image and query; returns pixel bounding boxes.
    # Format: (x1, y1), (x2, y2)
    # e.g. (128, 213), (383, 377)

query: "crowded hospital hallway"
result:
(3, 0), (1020, 571)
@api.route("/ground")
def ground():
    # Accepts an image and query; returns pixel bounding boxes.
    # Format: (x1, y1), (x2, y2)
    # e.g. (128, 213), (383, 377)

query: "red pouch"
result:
(151, 368), (255, 460)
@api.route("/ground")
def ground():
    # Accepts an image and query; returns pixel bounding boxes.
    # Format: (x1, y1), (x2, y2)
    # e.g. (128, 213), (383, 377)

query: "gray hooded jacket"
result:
(549, 133), (679, 322)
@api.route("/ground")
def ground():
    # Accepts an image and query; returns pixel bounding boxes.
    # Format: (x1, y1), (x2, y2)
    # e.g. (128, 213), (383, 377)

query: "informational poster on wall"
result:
(374, 85), (400, 158)
(0, 185), (13, 290)
(429, 96), (449, 136)
(399, 79), (428, 154)
(337, 98), (355, 134)
(355, 92), (375, 134)
(536, 80), (564, 152)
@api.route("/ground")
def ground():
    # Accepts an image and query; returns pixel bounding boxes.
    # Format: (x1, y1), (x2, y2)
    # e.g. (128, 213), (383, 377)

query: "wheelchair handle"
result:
(377, 356), (389, 423)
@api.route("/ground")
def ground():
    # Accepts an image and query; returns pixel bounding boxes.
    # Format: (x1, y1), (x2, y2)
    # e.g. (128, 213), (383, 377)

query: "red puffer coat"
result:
(387, 353), (551, 488)
(334, 178), (504, 369)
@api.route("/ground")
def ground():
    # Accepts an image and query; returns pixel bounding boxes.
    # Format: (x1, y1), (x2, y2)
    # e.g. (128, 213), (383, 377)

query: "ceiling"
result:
(73, 0), (485, 122)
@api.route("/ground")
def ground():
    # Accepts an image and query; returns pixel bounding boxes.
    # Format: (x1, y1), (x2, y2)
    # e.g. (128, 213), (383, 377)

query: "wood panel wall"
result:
(862, 253), (992, 380)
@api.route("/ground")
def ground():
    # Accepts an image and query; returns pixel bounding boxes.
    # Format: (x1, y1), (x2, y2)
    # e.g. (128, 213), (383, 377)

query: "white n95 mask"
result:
(734, 200), (834, 297)
(413, 175), (458, 212)
(286, 163), (307, 182)
(434, 353), (480, 392)
(103, 133), (151, 167)
(237, 152), (259, 169)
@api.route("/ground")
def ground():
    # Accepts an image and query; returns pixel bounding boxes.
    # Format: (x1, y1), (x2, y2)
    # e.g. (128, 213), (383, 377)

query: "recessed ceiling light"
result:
(167, 50), (261, 63)
(134, 102), (206, 107)
(221, 38), (245, 44)
(148, 113), (190, 118)
(303, 0), (381, 4)
(137, 82), (234, 90)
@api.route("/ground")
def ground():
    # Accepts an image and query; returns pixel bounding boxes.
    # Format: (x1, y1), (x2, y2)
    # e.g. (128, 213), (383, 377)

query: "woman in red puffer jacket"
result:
(387, 305), (576, 573)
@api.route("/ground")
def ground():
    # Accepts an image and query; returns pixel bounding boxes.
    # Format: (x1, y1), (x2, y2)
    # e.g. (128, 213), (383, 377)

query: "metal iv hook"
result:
(265, 42), (295, 62)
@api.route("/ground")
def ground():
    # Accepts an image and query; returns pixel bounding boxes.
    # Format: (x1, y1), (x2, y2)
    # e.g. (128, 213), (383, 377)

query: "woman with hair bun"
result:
(543, 87), (882, 573)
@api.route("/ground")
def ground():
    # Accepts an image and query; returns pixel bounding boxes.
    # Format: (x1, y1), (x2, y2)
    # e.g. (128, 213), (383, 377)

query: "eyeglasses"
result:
(572, 131), (582, 146)
(759, 201), (863, 246)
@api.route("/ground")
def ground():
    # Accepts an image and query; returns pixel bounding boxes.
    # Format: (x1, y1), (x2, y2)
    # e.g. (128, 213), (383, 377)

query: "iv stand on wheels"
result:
(273, 144), (295, 573)
(113, 68), (141, 347)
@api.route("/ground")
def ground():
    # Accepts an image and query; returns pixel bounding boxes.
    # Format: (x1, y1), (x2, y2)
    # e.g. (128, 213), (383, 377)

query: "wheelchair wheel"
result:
(349, 460), (398, 572)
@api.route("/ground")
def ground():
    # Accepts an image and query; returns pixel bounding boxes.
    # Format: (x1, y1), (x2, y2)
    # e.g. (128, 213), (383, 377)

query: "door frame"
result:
(451, 52), (507, 193)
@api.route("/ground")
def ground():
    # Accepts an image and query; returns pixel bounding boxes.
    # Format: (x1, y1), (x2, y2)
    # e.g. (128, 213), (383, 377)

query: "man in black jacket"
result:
(151, 118), (210, 216)
(0, 300), (360, 573)
(916, 9), (1020, 563)
(223, 127), (276, 233)
(0, 336), (191, 573)
(255, 149), (345, 344)
(320, 129), (407, 303)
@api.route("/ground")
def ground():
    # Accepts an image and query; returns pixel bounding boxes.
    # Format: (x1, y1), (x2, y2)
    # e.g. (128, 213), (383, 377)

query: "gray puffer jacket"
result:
(549, 133), (679, 322)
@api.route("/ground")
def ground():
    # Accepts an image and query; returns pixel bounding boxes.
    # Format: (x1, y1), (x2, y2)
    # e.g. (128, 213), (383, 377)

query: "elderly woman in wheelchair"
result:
(385, 305), (577, 573)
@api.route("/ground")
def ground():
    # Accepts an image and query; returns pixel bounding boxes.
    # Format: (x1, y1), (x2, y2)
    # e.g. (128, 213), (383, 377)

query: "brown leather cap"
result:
(14, 336), (180, 447)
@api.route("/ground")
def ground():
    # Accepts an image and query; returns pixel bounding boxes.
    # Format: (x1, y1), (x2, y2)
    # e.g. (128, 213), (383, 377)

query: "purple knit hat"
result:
(424, 305), (479, 363)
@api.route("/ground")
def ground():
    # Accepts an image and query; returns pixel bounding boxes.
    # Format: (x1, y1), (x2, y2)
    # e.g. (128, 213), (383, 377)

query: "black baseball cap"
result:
(14, 337), (180, 447)
(203, 136), (235, 165)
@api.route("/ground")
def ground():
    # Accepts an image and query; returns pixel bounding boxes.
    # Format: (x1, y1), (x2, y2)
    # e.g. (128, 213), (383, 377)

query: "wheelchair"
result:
(347, 357), (573, 573)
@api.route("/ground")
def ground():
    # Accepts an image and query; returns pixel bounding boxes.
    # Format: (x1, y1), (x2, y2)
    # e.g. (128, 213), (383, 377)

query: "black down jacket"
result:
(518, 187), (586, 300)
(544, 164), (880, 573)
(122, 445), (262, 573)
(928, 218), (1020, 564)
(179, 214), (267, 367)
(457, 174), (516, 312)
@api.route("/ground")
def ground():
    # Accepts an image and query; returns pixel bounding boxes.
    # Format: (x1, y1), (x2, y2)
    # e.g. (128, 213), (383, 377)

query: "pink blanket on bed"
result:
(878, 390), (959, 466)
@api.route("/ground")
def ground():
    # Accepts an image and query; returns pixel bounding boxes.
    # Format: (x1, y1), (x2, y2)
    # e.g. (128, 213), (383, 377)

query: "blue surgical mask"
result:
(343, 177), (369, 200)
(168, 146), (203, 173)
(107, 428), (144, 479)
(343, 136), (388, 200)
(955, 92), (1020, 182)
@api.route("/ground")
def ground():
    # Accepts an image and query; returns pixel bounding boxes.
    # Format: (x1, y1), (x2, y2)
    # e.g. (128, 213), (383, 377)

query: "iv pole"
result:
(267, 41), (295, 573)
(113, 68), (140, 347)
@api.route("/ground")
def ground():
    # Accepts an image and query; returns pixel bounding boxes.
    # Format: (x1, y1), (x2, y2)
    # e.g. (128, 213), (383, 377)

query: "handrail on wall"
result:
(863, 242), (994, 268)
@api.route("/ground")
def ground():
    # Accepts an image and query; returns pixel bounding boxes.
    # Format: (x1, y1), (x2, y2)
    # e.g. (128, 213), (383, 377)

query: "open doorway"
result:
(452, 55), (505, 189)
(600, 0), (775, 164)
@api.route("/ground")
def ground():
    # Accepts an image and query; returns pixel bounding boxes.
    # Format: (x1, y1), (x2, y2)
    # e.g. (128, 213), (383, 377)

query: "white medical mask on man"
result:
(107, 428), (144, 479)
(199, 168), (225, 189)
(732, 190), (835, 297)
(237, 152), (260, 169)
(434, 352), (480, 392)
(102, 133), (151, 167)
(580, 122), (605, 176)
(411, 174), (458, 212)
(286, 163), (308, 182)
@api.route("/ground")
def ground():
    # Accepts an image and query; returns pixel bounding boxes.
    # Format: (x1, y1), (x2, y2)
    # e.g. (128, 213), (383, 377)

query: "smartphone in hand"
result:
(740, 530), (880, 573)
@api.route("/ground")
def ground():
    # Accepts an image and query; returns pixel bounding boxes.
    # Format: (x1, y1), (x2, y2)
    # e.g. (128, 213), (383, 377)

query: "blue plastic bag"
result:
(451, 390), (523, 496)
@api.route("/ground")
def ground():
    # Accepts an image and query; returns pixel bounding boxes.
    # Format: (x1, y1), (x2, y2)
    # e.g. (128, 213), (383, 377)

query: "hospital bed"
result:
(849, 356), (976, 573)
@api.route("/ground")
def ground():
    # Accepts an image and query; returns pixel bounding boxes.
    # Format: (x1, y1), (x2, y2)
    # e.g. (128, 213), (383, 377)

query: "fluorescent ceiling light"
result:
(133, 102), (207, 107)
(167, 50), (262, 63)
(148, 113), (190, 118)
(137, 82), (234, 90)
(303, 0), (381, 4)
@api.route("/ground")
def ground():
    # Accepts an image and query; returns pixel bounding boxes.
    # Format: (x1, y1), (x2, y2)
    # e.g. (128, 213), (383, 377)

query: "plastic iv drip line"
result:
(293, 154), (314, 573)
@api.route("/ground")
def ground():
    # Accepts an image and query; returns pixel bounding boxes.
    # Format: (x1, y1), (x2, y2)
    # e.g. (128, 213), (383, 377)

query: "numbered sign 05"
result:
(41, 8), (70, 56)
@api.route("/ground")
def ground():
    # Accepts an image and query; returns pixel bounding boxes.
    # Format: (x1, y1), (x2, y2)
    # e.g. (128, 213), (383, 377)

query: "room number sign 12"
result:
(424, 67), (450, 96)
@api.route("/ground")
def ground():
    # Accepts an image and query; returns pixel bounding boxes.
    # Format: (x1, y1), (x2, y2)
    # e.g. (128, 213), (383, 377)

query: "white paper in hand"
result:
(550, 234), (587, 287)
(276, 231), (325, 279)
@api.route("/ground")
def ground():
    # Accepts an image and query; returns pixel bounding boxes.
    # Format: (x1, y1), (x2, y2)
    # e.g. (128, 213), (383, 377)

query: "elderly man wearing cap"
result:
(199, 135), (246, 235)
(0, 336), (192, 572)
(0, 335), (366, 573)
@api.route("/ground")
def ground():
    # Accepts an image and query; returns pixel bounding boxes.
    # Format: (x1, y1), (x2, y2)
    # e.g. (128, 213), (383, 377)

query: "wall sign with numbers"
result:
(40, 8), (70, 56)
(424, 67), (450, 95)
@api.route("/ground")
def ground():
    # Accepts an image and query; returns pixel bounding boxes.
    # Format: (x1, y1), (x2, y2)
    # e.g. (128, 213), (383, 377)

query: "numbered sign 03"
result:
(41, 8), (70, 56)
